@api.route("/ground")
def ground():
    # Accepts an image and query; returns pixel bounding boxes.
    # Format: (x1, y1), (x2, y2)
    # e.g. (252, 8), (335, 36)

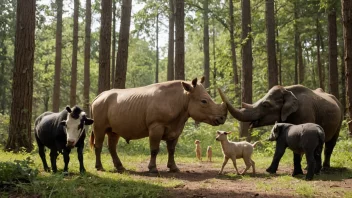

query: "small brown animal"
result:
(216, 131), (259, 175)
(207, 146), (212, 162)
(195, 140), (202, 161)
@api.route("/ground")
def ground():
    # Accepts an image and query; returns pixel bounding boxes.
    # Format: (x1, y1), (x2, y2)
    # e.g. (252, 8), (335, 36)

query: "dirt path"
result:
(129, 161), (352, 198)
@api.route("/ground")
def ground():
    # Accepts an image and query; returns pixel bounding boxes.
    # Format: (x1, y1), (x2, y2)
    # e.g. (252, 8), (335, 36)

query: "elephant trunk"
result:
(218, 88), (257, 122)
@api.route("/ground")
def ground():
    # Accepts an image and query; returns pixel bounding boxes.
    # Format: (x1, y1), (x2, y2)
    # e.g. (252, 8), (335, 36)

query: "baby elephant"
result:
(266, 123), (325, 180)
(216, 131), (258, 175)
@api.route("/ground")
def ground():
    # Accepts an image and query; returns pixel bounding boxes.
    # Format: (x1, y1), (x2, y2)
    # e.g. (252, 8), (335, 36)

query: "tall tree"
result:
(342, 0), (352, 134)
(70, 0), (79, 107)
(328, 1), (339, 99)
(84, 0), (91, 114)
(265, 0), (278, 88)
(298, 38), (304, 83)
(294, 1), (298, 84)
(52, 0), (63, 112)
(316, 15), (324, 90)
(98, 0), (112, 93)
(275, 2), (282, 85)
(229, 0), (239, 91)
(6, 0), (36, 152)
(203, 0), (210, 88)
(167, 0), (175, 81)
(240, 0), (253, 139)
(175, 0), (185, 80)
(212, 18), (217, 98)
(111, 0), (117, 87)
(155, 12), (159, 83)
(114, 0), (132, 88)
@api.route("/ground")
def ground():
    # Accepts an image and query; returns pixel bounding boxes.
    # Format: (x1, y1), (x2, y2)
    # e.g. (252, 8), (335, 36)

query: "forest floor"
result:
(1, 151), (352, 198)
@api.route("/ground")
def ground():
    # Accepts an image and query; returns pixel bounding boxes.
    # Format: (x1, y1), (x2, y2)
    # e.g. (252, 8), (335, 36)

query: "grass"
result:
(1, 121), (352, 197)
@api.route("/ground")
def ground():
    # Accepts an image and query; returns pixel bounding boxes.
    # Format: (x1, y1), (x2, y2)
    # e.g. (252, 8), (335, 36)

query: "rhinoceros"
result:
(90, 77), (227, 173)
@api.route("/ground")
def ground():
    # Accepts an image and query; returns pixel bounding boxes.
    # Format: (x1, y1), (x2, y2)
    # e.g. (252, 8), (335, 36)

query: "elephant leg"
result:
(292, 153), (303, 176)
(266, 145), (286, 174)
(305, 151), (316, 180)
(323, 131), (339, 168)
(166, 138), (180, 172)
(77, 146), (86, 173)
(49, 149), (59, 173)
(93, 127), (105, 171)
(107, 132), (125, 173)
(63, 148), (71, 174)
(314, 143), (323, 174)
(219, 156), (229, 175)
(148, 125), (164, 173)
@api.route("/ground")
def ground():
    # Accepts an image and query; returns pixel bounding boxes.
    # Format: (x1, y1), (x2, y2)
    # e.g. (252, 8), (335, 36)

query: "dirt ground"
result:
(129, 161), (352, 198)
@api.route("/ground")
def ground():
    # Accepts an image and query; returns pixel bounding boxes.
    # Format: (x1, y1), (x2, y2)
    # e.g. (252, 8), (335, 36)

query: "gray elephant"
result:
(267, 123), (325, 180)
(219, 85), (343, 169)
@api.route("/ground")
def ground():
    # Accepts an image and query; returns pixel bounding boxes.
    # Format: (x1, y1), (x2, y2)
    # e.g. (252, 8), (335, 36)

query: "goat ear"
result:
(216, 131), (221, 135)
(224, 131), (232, 135)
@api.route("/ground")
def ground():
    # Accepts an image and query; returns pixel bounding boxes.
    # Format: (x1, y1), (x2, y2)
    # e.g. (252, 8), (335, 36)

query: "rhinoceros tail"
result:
(252, 141), (260, 148)
(90, 131), (95, 150)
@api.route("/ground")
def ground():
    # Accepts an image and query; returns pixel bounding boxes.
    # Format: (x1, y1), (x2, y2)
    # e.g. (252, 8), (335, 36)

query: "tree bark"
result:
(114, 0), (132, 88)
(316, 16), (324, 90)
(294, 1), (298, 84)
(328, 7), (339, 99)
(203, 0), (210, 88)
(52, 0), (63, 112)
(212, 18), (217, 98)
(111, 0), (117, 87)
(175, 0), (185, 80)
(342, 0), (352, 135)
(229, 0), (239, 102)
(265, 0), (278, 89)
(98, 0), (112, 93)
(84, 0), (91, 114)
(275, 2), (281, 85)
(70, 0), (79, 107)
(156, 12), (159, 83)
(298, 39), (304, 83)
(240, 0), (253, 139)
(167, 0), (175, 81)
(6, 0), (36, 152)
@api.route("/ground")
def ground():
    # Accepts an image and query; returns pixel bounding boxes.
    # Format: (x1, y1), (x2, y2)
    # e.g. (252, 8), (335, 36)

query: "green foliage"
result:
(0, 113), (9, 146)
(0, 157), (38, 185)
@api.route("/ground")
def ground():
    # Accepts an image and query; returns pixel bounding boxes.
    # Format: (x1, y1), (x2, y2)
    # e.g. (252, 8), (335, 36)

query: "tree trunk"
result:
(155, 12), (159, 83)
(98, 0), (112, 93)
(229, 0), (239, 102)
(114, 0), (132, 88)
(175, 0), (185, 80)
(317, 16), (324, 90)
(275, 2), (281, 85)
(167, 0), (175, 81)
(70, 0), (79, 107)
(0, 44), (6, 114)
(342, 0), (352, 135)
(84, 0), (91, 114)
(111, 0), (117, 87)
(339, 33), (346, 115)
(240, 0), (253, 140)
(203, 0), (210, 88)
(294, 1), (298, 84)
(52, 0), (63, 112)
(212, 18), (217, 98)
(328, 8), (339, 99)
(298, 39), (304, 83)
(265, 0), (278, 89)
(6, 0), (36, 152)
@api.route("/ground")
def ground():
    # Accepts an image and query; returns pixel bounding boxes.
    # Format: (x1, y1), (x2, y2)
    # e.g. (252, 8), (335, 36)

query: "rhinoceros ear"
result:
(191, 78), (197, 87)
(182, 82), (194, 92)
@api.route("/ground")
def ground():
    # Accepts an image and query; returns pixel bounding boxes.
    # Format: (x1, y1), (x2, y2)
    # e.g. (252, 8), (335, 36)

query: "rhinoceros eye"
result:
(201, 99), (207, 104)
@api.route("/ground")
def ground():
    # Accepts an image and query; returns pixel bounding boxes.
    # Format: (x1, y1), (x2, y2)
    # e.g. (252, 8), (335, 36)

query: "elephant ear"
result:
(281, 90), (298, 121)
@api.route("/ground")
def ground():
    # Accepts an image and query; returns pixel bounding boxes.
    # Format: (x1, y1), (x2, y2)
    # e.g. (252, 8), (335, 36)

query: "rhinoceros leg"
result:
(167, 138), (180, 172)
(107, 132), (125, 173)
(148, 125), (164, 173)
